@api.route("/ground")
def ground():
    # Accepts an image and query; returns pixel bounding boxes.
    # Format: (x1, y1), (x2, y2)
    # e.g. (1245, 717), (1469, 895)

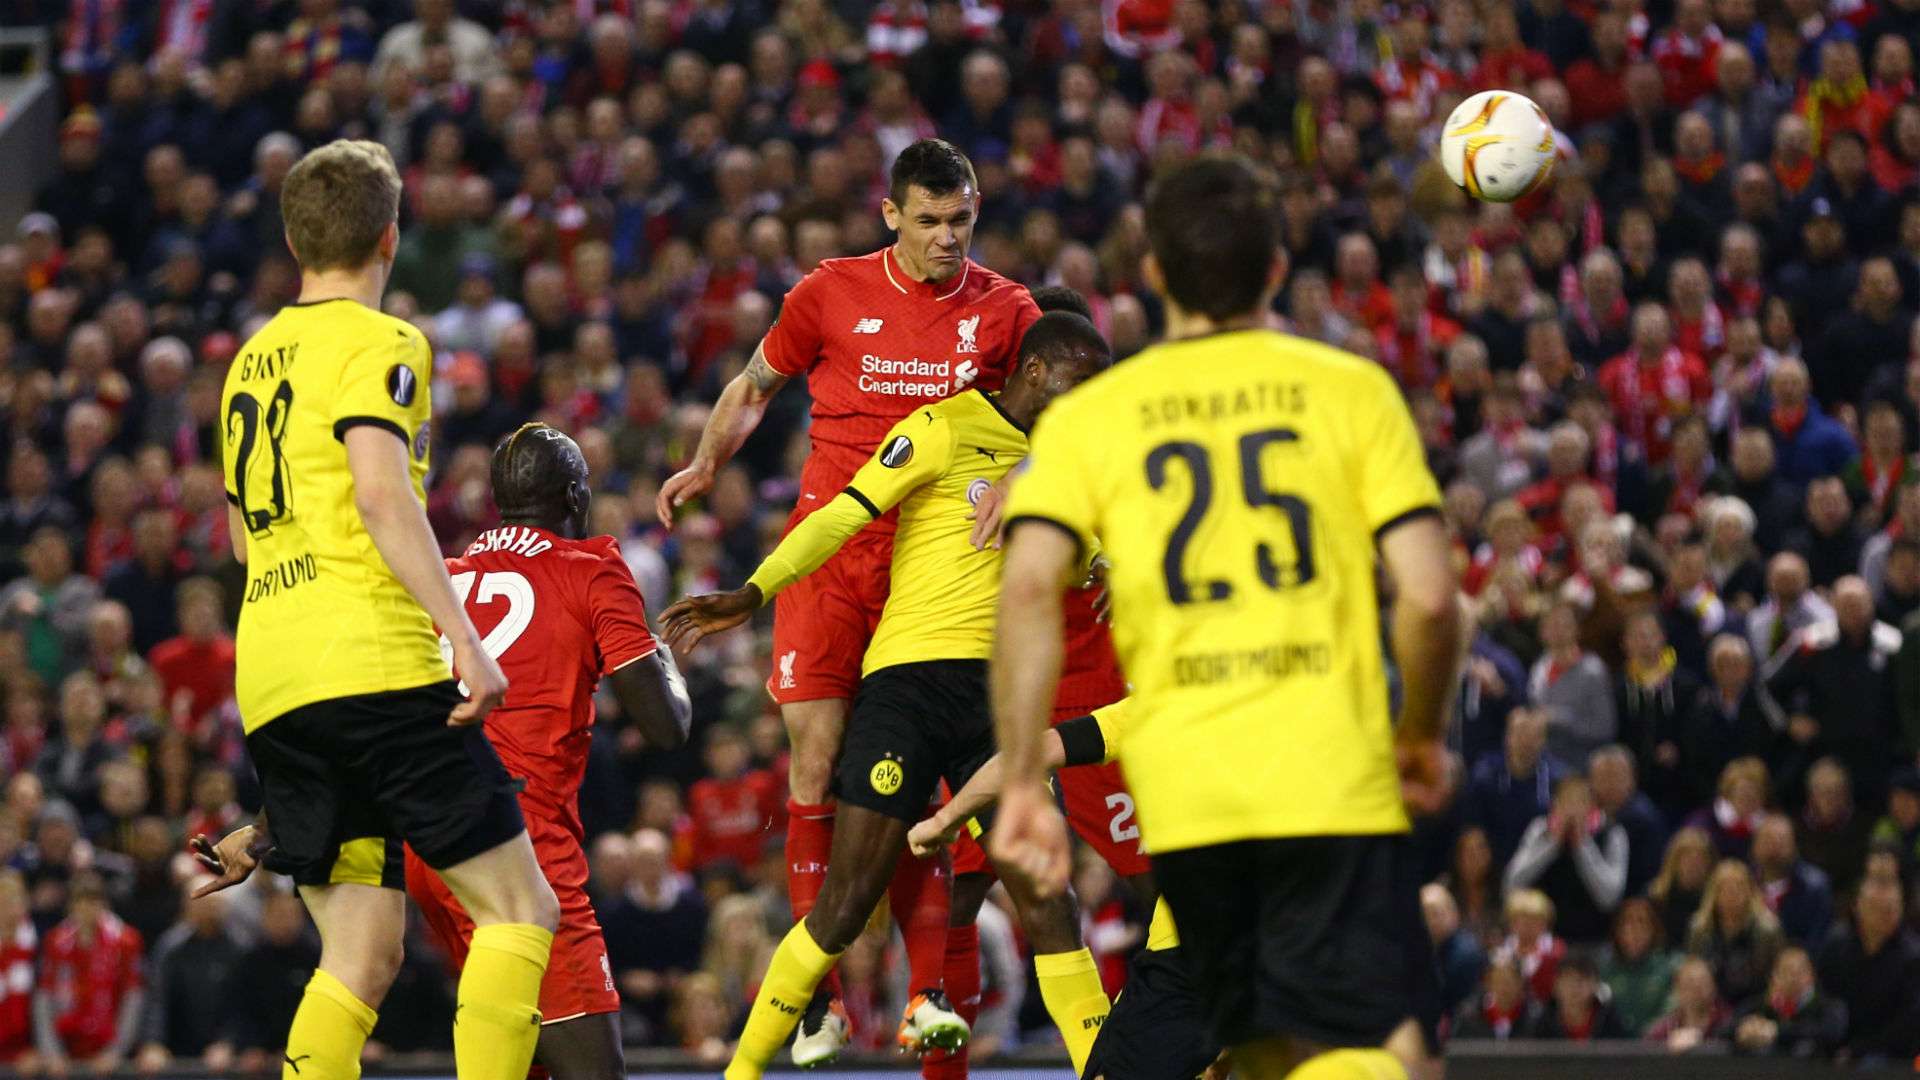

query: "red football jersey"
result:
(762, 247), (1040, 528)
(0, 920), (34, 1063)
(445, 525), (659, 846)
(1055, 585), (1127, 716)
(39, 913), (141, 1058)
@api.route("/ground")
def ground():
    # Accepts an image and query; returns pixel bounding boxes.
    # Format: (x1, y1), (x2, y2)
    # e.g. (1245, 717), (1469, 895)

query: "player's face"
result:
(885, 185), (978, 283)
(1028, 347), (1107, 414)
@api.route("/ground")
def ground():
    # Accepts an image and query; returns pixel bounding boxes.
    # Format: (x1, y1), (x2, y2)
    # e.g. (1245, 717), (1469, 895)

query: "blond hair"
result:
(1689, 858), (1781, 941)
(1649, 826), (1713, 903)
(280, 139), (402, 272)
(1505, 887), (1556, 926)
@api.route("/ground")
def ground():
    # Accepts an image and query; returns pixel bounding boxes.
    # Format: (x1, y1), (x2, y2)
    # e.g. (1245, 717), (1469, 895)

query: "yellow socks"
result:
(1034, 948), (1110, 1075)
(454, 923), (553, 1080)
(725, 921), (843, 1080)
(284, 969), (376, 1080)
(1286, 1048), (1410, 1080)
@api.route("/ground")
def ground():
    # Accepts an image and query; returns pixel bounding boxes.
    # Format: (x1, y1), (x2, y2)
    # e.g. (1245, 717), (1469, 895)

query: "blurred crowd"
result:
(0, 0), (1917, 1069)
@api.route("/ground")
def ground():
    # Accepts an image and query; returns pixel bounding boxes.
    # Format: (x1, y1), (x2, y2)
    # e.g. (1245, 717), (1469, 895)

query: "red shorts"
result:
(950, 704), (1150, 879)
(403, 825), (618, 1023)
(768, 525), (893, 704)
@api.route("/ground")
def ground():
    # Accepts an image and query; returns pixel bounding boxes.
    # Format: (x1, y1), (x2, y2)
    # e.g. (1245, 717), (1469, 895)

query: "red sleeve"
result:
(121, 933), (143, 993)
(587, 546), (658, 675)
(762, 270), (828, 377)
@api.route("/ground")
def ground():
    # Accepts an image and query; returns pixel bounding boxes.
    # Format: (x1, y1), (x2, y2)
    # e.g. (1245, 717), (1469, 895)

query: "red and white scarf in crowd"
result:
(156, 0), (212, 60)
(1862, 454), (1908, 517)
(1610, 346), (1695, 453)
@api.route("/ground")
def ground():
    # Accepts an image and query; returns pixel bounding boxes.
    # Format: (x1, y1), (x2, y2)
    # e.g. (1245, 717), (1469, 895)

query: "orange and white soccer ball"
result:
(1439, 90), (1558, 203)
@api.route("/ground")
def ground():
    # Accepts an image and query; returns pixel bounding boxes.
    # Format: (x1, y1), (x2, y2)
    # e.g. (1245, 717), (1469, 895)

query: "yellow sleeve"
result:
(745, 411), (953, 601)
(1090, 697), (1128, 765)
(845, 407), (954, 515)
(745, 492), (874, 600)
(1353, 368), (1443, 537)
(1145, 898), (1181, 951)
(331, 324), (432, 451)
(1004, 401), (1098, 559)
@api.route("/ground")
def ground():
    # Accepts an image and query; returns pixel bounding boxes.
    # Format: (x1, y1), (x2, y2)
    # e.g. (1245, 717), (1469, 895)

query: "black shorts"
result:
(834, 660), (996, 824)
(1083, 945), (1217, 1080)
(1150, 834), (1440, 1055)
(246, 681), (525, 889)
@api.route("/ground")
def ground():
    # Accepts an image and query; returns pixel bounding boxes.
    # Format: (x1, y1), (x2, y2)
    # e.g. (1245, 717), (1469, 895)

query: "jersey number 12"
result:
(441, 570), (536, 694)
(1147, 427), (1315, 605)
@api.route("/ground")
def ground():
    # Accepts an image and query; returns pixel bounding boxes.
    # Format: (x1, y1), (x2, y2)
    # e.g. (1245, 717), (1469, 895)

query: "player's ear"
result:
(881, 197), (901, 232)
(379, 220), (400, 261)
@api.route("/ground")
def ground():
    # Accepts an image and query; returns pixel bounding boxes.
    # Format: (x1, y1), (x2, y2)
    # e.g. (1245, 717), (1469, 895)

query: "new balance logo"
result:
(852, 318), (885, 334)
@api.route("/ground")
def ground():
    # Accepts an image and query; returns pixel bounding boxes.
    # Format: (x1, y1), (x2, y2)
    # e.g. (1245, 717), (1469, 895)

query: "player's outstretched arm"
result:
(656, 346), (788, 527)
(345, 427), (507, 724)
(989, 521), (1080, 897)
(908, 729), (1070, 858)
(608, 644), (693, 750)
(1378, 513), (1464, 815)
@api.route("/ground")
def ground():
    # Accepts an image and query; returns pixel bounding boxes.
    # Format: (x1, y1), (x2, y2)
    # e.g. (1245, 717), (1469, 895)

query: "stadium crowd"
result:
(0, 0), (1916, 1070)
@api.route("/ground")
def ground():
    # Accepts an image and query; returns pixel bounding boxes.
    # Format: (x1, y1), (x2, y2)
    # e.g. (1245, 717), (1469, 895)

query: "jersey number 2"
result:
(1147, 428), (1315, 605)
(227, 381), (296, 537)
(442, 571), (536, 693)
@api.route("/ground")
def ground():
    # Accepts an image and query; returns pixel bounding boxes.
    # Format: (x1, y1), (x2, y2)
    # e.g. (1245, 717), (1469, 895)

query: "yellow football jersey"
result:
(1006, 329), (1442, 852)
(748, 389), (1029, 673)
(221, 298), (450, 731)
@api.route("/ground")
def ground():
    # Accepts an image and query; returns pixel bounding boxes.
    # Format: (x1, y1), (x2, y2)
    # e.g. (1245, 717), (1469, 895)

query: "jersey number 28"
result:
(440, 570), (536, 693)
(1147, 427), (1315, 605)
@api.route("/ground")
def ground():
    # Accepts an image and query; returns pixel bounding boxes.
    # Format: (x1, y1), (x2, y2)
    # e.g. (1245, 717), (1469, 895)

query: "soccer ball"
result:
(1438, 90), (1558, 203)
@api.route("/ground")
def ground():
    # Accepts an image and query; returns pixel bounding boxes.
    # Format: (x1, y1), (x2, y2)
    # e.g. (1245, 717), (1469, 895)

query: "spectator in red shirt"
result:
(1470, 6), (1555, 92)
(1377, 264), (1463, 390)
(1566, 12), (1636, 130)
(686, 724), (779, 873)
(1668, 257), (1728, 363)
(1598, 303), (1712, 465)
(32, 872), (142, 1072)
(145, 579), (233, 750)
(1652, 0), (1724, 108)
(1798, 39), (1876, 156)
(1332, 233), (1395, 331)
(0, 871), (34, 1067)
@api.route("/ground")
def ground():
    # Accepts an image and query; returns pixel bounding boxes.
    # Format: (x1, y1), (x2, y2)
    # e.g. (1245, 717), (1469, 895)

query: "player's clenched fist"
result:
(991, 781), (1072, 898)
(448, 637), (509, 726)
(660, 585), (763, 652)
(1395, 738), (1454, 817)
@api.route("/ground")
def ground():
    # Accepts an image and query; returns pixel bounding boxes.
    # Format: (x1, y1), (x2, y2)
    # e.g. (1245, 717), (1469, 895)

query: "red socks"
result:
(889, 845), (953, 993)
(920, 922), (981, 1080)
(786, 799), (842, 999)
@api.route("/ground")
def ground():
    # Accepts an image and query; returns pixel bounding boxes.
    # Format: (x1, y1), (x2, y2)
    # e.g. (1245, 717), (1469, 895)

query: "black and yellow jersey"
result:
(748, 389), (1029, 674)
(221, 298), (449, 732)
(1006, 329), (1442, 852)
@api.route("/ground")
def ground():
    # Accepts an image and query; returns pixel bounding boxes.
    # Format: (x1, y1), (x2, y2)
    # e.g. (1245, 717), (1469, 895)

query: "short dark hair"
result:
(1144, 154), (1281, 321)
(1027, 285), (1093, 320)
(491, 422), (587, 521)
(1018, 311), (1111, 369)
(889, 139), (976, 209)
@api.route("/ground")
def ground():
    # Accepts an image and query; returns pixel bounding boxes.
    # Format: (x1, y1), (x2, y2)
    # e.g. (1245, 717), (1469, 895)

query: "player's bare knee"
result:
(787, 748), (834, 805)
